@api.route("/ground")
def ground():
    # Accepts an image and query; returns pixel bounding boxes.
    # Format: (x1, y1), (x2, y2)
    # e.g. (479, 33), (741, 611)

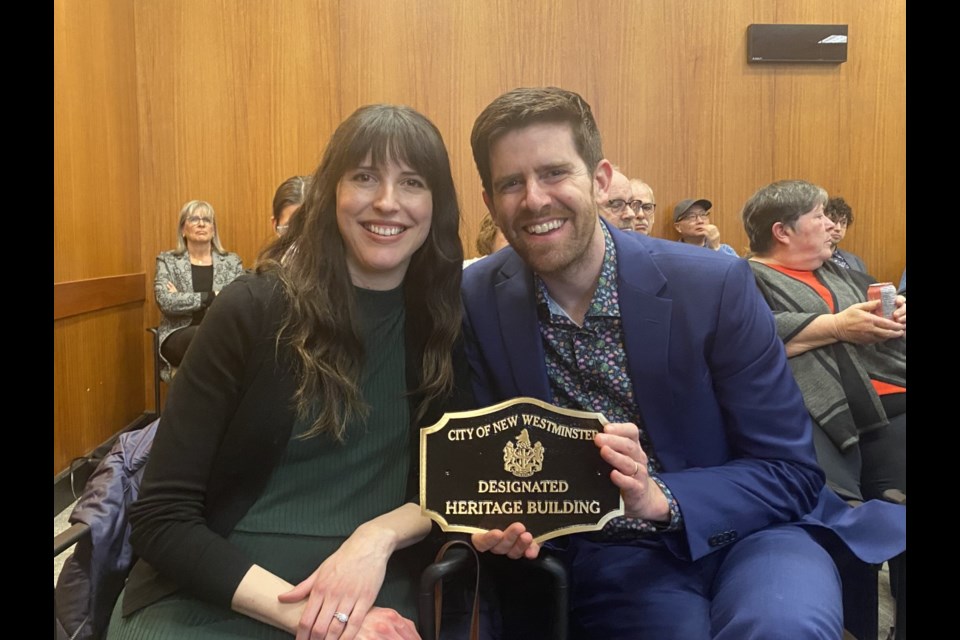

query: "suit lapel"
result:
(494, 254), (552, 400)
(491, 230), (688, 468)
(612, 231), (686, 469)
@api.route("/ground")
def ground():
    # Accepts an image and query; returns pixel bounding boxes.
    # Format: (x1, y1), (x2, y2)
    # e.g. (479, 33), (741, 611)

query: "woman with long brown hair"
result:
(109, 104), (468, 640)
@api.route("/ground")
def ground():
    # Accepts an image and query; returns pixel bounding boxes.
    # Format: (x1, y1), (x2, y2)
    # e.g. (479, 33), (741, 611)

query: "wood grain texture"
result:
(55, 0), (144, 476)
(53, 0), (906, 474)
(54, 273), (146, 320)
(134, 0), (341, 274)
(54, 0), (141, 282)
(54, 305), (146, 476)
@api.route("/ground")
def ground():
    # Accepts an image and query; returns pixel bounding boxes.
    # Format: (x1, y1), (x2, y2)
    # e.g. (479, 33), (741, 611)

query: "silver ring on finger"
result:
(333, 611), (349, 624)
(633, 461), (641, 477)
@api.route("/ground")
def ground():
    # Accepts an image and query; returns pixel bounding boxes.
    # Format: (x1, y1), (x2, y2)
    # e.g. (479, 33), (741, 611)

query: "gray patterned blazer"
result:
(154, 250), (245, 381)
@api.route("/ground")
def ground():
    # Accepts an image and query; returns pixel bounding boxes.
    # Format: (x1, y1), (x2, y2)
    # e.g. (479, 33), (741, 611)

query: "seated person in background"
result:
(629, 178), (656, 235)
(673, 198), (737, 256)
(154, 200), (244, 382)
(272, 175), (311, 236)
(463, 86), (904, 640)
(111, 104), (470, 639)
(463, 213), (508, 267)
(824, 196), (868, 272)
(743, 180), (906, 504)
(597, 168), (637, 231)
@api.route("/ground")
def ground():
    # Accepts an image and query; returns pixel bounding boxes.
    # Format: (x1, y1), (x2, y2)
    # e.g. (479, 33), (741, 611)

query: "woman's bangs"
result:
(347, 116), (440, 186)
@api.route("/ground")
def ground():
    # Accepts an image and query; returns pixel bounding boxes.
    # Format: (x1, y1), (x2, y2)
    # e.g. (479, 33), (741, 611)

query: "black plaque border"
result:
(419, 396), (625, 544)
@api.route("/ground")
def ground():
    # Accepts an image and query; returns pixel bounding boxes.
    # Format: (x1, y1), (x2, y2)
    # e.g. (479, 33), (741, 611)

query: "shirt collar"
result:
(536, 222), (620, 321)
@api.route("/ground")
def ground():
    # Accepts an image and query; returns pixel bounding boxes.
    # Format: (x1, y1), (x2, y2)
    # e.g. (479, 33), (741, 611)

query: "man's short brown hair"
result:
(470, 87), (604, 196)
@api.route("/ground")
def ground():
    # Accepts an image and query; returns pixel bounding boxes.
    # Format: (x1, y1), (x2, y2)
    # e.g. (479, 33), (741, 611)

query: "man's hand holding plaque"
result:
(419, 397), (627, 547)
(595, 422), (672, 523)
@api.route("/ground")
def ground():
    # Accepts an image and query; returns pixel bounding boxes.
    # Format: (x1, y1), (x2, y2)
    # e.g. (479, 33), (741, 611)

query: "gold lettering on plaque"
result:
(503, 429), (544, 478)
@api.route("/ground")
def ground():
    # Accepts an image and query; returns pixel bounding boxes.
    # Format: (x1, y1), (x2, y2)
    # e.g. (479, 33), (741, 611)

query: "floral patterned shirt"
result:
(535, 224), (683, 539)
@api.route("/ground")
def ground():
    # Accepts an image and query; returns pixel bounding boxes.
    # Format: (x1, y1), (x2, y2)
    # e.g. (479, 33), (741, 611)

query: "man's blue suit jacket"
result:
(461, 222), (904, 564)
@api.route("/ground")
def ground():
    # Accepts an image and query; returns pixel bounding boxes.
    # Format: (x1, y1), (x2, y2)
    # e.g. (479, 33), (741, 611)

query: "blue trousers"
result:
(560, 525), (842, 640)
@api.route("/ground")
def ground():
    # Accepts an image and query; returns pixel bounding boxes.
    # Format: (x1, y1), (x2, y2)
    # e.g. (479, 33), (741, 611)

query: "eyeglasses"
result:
(632, 201), (656, 215)
(606, 199), (657, 215)
(828, 218), (848, 227)
(604, 199), (631, 214)
(186, 215), (213, 225)
(680, 211), (710, 222)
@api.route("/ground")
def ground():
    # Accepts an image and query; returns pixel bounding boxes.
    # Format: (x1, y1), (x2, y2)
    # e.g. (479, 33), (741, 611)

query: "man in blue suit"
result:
(461, 87), (903, 639)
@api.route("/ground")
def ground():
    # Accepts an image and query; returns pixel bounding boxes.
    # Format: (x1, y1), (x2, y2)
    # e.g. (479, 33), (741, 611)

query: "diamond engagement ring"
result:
(333, 612), (349, 624)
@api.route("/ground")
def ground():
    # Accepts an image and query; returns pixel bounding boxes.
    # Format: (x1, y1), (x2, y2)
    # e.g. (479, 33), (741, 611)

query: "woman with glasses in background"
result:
(154, 200), (245, 382)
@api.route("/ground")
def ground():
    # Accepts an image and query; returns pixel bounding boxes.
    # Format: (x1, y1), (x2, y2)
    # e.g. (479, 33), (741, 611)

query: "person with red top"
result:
(743, 179), (906, 504)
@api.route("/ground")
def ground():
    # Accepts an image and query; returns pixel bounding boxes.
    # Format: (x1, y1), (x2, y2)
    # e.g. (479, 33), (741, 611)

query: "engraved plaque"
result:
(420, 397), (624, 543)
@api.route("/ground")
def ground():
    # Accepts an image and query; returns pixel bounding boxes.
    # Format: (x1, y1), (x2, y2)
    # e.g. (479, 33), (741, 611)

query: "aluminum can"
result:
(867, 282), (897, 319)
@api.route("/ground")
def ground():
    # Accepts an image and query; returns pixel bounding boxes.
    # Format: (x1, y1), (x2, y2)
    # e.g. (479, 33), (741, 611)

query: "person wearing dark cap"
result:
(674, 198), (737, 256)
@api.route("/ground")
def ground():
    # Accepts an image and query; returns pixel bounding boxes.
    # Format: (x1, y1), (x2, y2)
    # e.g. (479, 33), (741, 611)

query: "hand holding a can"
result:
(833, 300), (905, 344)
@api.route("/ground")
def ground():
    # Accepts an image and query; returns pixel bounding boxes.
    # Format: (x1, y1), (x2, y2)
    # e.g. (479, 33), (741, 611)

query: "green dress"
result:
(108, 286), (419, 639)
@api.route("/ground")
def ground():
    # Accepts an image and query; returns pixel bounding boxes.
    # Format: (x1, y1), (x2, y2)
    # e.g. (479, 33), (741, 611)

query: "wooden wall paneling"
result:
(769, 1), (843, 197)
(839, 0), (906, 284)
(54, 273), (146, 320)
(55, 0), (144, 476)
(135, 0), (342, 410)
(339, 0), (480, 254)
(135, 0), (341, 271)
(769, 0), (905, 283)
(339, 0), (617, 258)
(54, 306), (146, 476)
(711, 3), (780, 255)
(598, 0), (668, 205)
(612, 2), (780, 248)
(54, 0), (141, 283)
(480, 0), (607, 250)
(457, 0), (574, 252)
